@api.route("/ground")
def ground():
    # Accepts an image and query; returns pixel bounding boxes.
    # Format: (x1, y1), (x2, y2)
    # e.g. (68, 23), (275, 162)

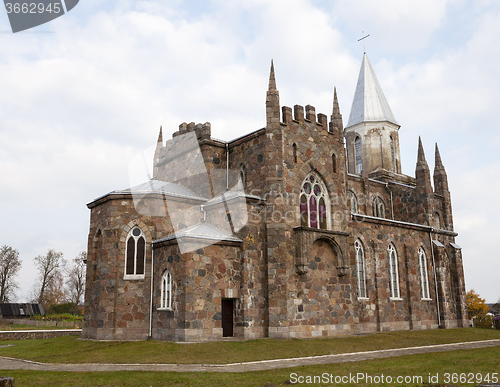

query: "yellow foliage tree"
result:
(466, 289), (489, 318)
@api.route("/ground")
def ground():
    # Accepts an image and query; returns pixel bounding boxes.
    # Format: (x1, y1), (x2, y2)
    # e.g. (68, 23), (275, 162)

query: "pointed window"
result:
(300, 173), (329, 229)
(160, 270), (172, 310)
(355, 240), (367, 298)
(348, 190), (358, 214)
(418, 247), (431, 300)
(390, 136), (397, 172)
(293, 143), (298, 163)
(373, 197), (385, 218)
(355, 137), (362, 174)
(124, 227), (146, 279)
(387, 244), (400, 299)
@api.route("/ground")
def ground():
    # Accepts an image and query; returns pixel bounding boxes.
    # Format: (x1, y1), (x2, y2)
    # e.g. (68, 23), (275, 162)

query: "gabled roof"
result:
(346, 53), (399, 128)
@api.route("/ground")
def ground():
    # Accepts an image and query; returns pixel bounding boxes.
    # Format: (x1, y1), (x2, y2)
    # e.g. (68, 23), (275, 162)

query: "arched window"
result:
(125, 227), (146, 279)
(390, 135), (396, 172)
(418, 247), (430, 299)
(373, 196), (385, 218)
(300, 173), (329, 229)
(355, 240), (367, 298)
(160, 270), (172, 310)
(332, 153), (337, 173)
(293, 143), (297, 163)
(355, 136), (362, 174)
(348, 190), (358, 214)
(387, 244), (400, 299)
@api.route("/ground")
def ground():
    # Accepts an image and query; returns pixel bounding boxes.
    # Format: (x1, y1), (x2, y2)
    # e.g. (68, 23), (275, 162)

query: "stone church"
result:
(83, 54), (468, 342)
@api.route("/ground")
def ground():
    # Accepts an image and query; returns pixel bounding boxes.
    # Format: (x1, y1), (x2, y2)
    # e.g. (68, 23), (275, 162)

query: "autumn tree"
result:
(31, 249), (65, 311)
(0, 245), (22, 302)
(65, 251), (86, 313)
(466, 289), (489, 318)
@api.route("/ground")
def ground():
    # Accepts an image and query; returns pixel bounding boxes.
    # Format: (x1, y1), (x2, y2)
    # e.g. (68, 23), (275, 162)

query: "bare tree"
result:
(0, 245), (22, 302)
(32, 249), (65, 310)
(65, 251), (86, 310)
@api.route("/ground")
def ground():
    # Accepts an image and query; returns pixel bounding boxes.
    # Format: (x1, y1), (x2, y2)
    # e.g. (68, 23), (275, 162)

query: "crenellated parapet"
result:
(172, 121), (211, 141)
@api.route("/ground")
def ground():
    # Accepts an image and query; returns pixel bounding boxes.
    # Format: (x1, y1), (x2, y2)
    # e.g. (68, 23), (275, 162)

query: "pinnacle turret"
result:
(266, 60), (280, 127)
(268, 59), (277, 91)
(433, 142), (449, 192)
(417, 136), (427, 166)
(329, 87), (343, 134)
(157, 125), (163, 144)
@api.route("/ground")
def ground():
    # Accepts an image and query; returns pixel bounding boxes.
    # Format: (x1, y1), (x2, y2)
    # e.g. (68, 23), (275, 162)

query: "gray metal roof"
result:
(153, 222), (242, 244)
(346, 53), (399, 128)
(118, 180), (206, 201)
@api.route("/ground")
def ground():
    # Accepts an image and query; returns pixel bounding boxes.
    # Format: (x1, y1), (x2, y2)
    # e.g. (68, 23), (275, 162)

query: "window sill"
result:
(357, 297), (369, 301)
(421, 298), (433, 301)
(123, 275), (145, 280)
(157, 307), (173, 311)
(390, 297), (403, 301)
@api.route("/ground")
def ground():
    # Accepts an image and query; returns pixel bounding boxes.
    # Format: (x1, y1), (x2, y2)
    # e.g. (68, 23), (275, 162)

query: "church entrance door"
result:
(222, 299), (234, 337)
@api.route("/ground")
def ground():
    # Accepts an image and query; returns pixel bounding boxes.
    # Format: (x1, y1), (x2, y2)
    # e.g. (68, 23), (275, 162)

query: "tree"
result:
(0, 245), (22, 302)
(65, 251), (86, 312)
(31, 249), (65, 310)
(466, 289), (489, 318)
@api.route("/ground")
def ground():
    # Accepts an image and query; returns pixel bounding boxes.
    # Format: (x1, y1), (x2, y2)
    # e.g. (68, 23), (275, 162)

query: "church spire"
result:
(434, 143), (444, 169)
(346, 53), (399, 129)
(415, 137), (433, 225)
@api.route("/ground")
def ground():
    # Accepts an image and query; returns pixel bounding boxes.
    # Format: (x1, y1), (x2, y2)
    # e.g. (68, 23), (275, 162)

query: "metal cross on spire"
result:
(358, 31), (370, 53)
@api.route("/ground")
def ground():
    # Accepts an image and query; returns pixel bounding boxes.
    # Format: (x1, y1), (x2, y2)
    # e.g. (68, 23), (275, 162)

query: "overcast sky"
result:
(0, 0), (498, 303)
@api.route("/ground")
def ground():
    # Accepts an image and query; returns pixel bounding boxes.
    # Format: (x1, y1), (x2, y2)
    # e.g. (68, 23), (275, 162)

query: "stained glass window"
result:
(299, 173), (329, 230)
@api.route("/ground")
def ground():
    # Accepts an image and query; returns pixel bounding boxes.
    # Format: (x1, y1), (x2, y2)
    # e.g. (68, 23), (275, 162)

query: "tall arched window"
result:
(373, 196), (385, 218)
(349, 190), (358, 214)
(387, 244), (400, 299)
(355, 136), (362, 174)
(300, 173), (329, 229)
(332, 153), (337, 173)
(125, 227), (146, 279)
(418, 247), (430, 299)
(160, 270), (172, 310)
(355, 240), (367, 298)
(390, 135), (396, 172)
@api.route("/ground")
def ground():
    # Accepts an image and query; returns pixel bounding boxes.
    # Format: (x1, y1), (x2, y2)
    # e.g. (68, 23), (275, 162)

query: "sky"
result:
(0, 0), (499, 303)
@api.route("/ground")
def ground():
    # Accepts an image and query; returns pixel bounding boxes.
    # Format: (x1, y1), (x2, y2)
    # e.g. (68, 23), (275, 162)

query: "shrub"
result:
(48, 302), (77, 315)
(474, 314), (494, 329)
(30, 313), (82, 321)
(494, 315), (500, 330)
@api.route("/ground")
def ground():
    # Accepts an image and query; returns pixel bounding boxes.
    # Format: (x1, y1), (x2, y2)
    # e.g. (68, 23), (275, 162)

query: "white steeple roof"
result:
(346, 53), (399, 128)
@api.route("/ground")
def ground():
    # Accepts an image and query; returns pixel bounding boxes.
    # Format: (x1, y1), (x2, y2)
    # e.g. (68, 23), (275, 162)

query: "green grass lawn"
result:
(0, 328), (499, 365)
(0, 324), (80, 331)
(0, 346), (498, 386)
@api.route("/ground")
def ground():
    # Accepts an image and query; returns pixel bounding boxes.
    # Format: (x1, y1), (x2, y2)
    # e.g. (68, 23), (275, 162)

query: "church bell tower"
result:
(344, 53), (401, 176)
